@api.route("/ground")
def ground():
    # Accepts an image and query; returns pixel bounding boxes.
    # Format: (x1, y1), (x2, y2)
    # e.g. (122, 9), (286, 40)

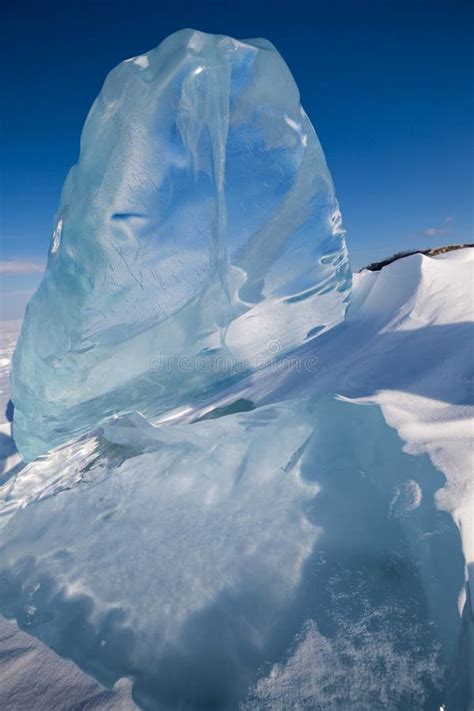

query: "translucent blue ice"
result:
(12, 29), (350, 460)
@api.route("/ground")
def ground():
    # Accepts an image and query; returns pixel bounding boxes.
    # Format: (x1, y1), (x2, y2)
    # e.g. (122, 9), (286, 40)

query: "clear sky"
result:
(1, 0), (473, 318)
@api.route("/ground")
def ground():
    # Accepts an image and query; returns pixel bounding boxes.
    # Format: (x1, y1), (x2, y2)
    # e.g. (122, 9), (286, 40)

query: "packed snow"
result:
(0, 248), (472, 709)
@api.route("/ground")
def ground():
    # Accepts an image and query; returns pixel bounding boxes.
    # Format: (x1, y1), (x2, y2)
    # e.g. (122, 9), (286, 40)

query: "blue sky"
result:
(1, 0), (473, 318)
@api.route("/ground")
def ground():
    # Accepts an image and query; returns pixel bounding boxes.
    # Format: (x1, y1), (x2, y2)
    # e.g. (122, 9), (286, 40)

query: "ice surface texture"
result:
(12, 29), (350, 460)
(0, 398), (466, 709)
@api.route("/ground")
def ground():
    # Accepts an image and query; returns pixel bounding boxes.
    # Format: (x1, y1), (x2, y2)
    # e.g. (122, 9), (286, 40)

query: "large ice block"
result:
(12, 29), (350, 460)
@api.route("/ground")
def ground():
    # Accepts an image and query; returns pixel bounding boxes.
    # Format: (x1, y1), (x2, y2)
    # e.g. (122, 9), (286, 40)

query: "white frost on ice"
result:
(133, 54), (149, 69)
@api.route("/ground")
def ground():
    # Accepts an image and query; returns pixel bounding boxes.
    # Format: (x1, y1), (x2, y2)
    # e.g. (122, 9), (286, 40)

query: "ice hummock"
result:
(5, 25), (472, 711)
(11, 29), (350, 461)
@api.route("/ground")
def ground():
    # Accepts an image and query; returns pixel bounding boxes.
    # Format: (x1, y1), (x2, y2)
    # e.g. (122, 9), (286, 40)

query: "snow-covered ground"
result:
(0, 249), (472, 709)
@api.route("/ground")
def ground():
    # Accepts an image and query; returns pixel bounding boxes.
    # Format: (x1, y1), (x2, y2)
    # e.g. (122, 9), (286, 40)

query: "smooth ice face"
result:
(12, 29), (350, 460)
